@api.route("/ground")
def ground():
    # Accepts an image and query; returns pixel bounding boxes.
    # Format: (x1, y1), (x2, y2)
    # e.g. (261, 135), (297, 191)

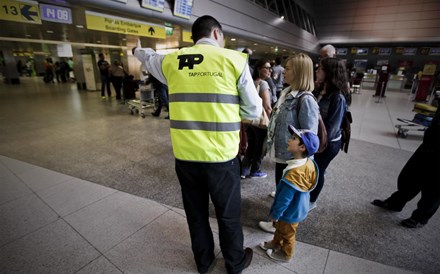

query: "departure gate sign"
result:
(85, 10), (165, 39)
(0, 0), (41, 24)
(40, 4), (72, 24)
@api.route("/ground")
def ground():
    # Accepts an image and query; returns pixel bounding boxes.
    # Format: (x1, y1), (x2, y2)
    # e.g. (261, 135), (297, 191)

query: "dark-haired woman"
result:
(241, 59), (273, 179)
(309, 57), (348, 210)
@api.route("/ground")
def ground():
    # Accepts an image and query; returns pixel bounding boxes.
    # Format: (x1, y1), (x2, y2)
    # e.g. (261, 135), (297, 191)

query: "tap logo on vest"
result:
(178, 54), (204, 70)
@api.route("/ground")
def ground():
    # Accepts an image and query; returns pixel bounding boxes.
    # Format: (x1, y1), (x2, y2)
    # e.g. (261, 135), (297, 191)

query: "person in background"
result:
(44, 57), (55, 83)
(272, 57), (285, 99)
(146, 72), (169, 119)
(320, 44), (336, 58)
(259, 125), (319, 263)
(372, 94), (439, 228)
(258, 52), (319, 234)
(97, 53), (111, 99)
(67, 58), (75, 81)
(241, 59), (273, 179)
(242, 47), (254, 75)
(308, 57), (348, 211)
(133, 15), (261, 274)
(109, 60), (125, 100)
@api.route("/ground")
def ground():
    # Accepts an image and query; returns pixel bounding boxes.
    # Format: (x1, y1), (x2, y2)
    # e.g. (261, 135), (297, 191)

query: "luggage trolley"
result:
(128, 82), (155, 118)
(395, 103), (437, 138)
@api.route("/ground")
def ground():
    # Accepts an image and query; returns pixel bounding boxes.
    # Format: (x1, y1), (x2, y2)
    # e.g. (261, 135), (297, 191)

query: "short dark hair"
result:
(191, 15), (222, 43)
(275, 57), (282, 65)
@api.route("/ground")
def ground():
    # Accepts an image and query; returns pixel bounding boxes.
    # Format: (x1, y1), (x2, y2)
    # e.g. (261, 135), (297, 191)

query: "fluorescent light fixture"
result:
(76, 25), (84, 28)
(46, 30), (54, 34)
(230, 38), (236, 41)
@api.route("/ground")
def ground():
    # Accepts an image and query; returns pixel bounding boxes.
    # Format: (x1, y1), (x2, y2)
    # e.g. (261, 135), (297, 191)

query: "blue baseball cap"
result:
(288, 125), (319, 157)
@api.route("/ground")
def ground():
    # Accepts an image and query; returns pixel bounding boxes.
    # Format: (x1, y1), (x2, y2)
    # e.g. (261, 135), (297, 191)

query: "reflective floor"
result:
(0, 77), (436, 273)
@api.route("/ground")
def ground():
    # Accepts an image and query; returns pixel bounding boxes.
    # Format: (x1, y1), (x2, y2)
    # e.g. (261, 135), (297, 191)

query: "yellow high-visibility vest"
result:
(162, 44), (247, 162)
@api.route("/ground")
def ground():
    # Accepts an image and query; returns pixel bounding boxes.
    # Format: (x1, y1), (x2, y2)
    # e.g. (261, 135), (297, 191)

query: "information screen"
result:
(142, 0), (165, 12)
(174, 0), (193, 19)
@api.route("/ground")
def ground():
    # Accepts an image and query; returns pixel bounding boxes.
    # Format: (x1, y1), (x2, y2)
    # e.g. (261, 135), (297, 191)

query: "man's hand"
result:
(132, 39), (142, 55)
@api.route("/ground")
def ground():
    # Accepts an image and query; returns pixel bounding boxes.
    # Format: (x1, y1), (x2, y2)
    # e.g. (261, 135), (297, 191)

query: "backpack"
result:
(297, 92), (328, 153)
(340, 109), (353, 153)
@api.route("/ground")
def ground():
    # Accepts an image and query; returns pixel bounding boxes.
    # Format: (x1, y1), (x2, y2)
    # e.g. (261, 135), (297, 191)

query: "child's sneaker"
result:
(266, 249), (291, 263)
(250, 171), (267, 178)
(258, 221), (276, 233)
(259, 241), (279, 251)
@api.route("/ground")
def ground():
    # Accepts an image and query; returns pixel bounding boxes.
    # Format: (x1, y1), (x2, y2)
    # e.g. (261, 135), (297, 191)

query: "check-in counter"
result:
(361, 73), (377, 89)
(387, 75), (406, 91)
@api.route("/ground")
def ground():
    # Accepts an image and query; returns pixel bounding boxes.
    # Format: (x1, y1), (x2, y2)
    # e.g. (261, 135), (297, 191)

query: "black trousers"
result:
(386, 144), (440, 224)
(242, 125), (267, 173)
(175, 157), (246, 274)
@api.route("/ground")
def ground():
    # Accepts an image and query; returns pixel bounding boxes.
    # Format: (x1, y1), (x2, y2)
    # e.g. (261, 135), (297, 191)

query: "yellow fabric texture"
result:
(283, 159), (317, 191)
(162, 45), (247, 162)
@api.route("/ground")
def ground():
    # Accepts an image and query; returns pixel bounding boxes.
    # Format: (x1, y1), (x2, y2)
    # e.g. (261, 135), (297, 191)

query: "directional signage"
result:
(85, 11), (165, 39)
(0, 0), (41, 24)
(40, 4), (72, 24)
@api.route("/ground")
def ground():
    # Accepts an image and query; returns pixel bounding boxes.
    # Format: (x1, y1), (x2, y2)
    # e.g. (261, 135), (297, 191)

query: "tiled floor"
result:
(0, 78), (429, 273)
(0, 155), (419, 274)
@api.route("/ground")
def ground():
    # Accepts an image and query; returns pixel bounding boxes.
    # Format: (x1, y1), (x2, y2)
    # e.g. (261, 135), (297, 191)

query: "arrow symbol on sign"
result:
(148, 27), (155, 36)
(21, 5), (38, 21)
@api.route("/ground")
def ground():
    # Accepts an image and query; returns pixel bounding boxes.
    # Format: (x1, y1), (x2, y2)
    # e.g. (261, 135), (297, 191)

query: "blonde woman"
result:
(259, 53), (320, 233)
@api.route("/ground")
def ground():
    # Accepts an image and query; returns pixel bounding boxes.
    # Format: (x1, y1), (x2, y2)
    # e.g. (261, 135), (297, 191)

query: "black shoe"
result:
(151, 112), (160, 117)
(401, 218), (425, 228)
(228, 248), (253, 274)
(371, 199), (402, 212)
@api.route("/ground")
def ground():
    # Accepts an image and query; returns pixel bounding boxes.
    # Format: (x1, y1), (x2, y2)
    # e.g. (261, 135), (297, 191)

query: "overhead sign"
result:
(141, 0), (165, 12)
(85, 11), (165, 39)
(40, 4), (72, 24)
(0, 0), (41, 24)
(182, 30), (192, 43)
(173, 0), (193, 19)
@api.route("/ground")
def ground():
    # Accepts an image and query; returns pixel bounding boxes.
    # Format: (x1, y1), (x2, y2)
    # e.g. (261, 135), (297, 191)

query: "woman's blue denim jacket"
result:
(318, 91), (347, 141)
(267, 89), (319, 162)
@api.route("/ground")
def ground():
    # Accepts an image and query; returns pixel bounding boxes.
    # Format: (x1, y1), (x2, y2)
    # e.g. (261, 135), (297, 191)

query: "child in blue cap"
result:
(259, 124), (319, 262)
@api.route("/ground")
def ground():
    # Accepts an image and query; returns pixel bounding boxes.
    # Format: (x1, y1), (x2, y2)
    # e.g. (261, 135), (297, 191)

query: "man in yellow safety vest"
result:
(133, 15), (262, 274)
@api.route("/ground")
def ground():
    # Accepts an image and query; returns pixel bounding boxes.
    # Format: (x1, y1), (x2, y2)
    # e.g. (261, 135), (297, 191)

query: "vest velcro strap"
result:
(169, 93), (239, 104)
(171, 120), (241, 131)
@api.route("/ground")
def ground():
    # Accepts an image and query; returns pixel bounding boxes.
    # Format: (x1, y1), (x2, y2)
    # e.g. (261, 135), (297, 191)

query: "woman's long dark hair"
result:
(320, 57), (349, 96)
(252, 58), (270, 80)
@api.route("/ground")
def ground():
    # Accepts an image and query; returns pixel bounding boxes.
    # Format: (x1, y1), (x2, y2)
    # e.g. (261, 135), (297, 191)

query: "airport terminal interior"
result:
(1, 0), (439, 273)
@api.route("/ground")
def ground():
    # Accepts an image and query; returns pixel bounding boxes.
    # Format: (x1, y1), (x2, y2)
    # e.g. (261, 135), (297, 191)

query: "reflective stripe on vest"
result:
(162, 44), (247, 162)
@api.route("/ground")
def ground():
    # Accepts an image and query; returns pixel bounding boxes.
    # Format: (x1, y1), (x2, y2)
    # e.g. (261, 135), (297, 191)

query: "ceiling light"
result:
(97, 40), (101, 43)
(280, 15), (284, 20)
(46, 30), (54, 34)
(25, 34), (31, 37)
(76, 25), (84, 28)
(231, 38), (236, 41)
(122, 38), (126, 41)
(254, 43), (258, 46)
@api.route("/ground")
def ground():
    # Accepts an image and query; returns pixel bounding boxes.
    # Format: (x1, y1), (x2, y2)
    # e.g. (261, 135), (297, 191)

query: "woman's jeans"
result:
(310, 139), (341, 203)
